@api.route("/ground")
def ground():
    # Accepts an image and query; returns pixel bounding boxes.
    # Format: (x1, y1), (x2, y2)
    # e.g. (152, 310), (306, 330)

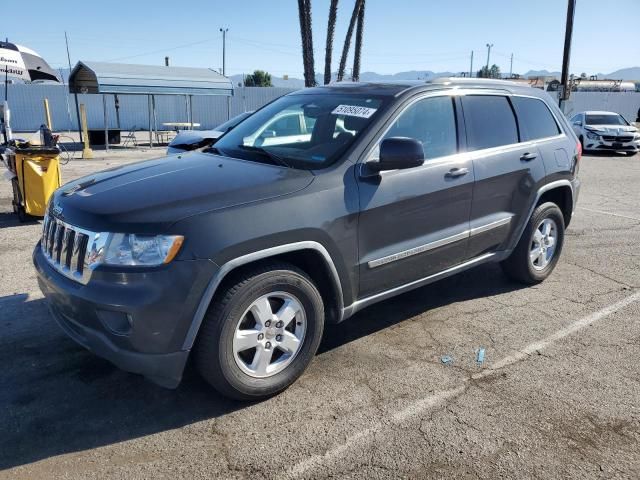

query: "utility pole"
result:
(65, 31), (83, 143)
(469, 50), (474, 77)
(219, 28), (229, 76)
(509, 53), (514, 77)
(219, 27), (230, 120)
(485, 43), (493, 68)
(559, 0), (576, 110)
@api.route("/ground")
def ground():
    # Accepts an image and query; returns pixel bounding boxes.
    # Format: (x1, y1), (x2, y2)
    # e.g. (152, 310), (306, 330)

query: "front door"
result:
(357, 95), (473, 298)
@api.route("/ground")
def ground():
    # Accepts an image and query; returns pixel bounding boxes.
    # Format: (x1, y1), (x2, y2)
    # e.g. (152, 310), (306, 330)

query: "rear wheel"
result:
(501, 202), (565, 284)
(195, 263), (324, 400)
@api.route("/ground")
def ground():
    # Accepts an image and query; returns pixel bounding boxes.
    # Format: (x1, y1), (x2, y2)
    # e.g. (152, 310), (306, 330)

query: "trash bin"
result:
(11, 146), (61, 221)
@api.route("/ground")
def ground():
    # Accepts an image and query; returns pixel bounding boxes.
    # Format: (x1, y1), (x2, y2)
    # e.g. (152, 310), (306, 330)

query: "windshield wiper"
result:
(237, 145), (292, 168)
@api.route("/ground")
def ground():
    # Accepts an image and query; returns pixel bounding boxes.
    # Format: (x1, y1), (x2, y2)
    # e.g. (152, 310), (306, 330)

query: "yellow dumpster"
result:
(11, 146), (61, 221)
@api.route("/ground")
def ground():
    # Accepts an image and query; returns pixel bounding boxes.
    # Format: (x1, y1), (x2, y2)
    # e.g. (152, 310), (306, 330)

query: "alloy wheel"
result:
(232, 291), (307, 378)
(529, 218), (558, 270)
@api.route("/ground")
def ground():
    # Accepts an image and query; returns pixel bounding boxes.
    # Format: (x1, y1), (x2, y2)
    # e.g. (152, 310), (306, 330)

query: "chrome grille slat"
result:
(54, 224), (65, 263)
(41, 214), (95, 285)
(62, 229), (75, 268)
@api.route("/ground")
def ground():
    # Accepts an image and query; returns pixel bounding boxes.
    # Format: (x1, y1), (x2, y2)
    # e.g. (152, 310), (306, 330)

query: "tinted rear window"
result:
(461, 96), (518, 150)
(511, 97), (560, 140)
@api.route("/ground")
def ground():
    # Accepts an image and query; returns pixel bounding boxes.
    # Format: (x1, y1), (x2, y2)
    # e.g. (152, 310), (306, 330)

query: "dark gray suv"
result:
(34, 78), (581, 400)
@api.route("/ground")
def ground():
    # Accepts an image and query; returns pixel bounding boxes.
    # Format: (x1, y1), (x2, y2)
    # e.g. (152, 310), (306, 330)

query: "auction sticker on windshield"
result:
(332, 105), (377, 118)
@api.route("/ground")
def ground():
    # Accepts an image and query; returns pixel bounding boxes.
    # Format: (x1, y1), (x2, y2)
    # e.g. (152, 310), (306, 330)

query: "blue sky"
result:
(4, 0), (639, 77)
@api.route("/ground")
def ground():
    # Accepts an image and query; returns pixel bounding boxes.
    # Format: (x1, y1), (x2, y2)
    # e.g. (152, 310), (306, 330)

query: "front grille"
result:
(602, 135), (635, 143)
(41, 215), (91, 283)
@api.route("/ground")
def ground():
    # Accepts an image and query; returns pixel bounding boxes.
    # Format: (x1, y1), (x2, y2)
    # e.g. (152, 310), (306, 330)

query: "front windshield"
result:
(211, 93), (387, 169)
(586, 114), (628, 126)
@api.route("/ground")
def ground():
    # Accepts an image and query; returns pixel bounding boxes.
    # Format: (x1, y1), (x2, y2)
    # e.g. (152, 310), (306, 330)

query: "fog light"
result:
(97, 309), (132, 335)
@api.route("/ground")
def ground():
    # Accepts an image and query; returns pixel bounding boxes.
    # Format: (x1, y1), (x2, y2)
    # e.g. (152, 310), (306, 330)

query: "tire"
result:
(501, 202), (565, 284)
(195, 262), (324, 400)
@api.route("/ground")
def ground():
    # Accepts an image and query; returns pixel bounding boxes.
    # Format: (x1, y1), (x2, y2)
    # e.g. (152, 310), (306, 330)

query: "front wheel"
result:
(195, 263), (324, 400)
(501, 202), (565, 284)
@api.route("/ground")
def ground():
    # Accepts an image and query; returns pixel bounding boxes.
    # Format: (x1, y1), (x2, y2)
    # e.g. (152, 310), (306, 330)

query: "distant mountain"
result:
(600, 67), (640, 81)
(523, 67), (640, 81)
(523, 70), (562, 78)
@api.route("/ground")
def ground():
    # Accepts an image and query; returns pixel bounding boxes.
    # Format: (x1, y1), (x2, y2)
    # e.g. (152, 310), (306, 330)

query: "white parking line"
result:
(578, 207), (640, 222)
(285, 290), (640, 479)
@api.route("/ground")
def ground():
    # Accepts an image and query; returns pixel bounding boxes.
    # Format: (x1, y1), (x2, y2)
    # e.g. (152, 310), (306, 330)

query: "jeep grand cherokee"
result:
(34, 78), (581, 400)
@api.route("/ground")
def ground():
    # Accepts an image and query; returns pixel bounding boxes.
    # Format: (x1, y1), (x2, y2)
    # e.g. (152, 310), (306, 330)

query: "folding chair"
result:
(122, 126), (138, 148)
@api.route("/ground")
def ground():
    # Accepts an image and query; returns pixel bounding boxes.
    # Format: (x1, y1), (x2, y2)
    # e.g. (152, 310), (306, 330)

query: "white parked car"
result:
(570, 111), (639, 156)
(167, 111), (253, 154)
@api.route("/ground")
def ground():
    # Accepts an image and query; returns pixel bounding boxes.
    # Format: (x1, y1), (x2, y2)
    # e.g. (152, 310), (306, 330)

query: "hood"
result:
(169, 129), (223, 146)
(51, 152), (314, 232)
(585, 124), (638, 134)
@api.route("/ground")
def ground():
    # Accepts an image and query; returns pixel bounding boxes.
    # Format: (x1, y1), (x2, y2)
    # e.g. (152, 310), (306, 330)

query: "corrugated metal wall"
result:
(4, 84), (296, 132)
(5, 84), (640, 132)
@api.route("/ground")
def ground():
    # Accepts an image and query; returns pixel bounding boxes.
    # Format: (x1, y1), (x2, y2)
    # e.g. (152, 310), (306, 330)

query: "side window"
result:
(381, 96), (457, 159)
(511, 97), (560, 141)
(267, 113), (302, 136)
(461, 95), (518, 150)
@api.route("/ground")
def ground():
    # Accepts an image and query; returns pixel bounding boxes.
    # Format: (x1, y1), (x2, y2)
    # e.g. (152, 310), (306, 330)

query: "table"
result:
(162, 122), (201, 131)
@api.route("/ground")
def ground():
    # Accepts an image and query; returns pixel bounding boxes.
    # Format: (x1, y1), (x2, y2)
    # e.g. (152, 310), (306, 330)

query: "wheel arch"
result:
(508, 179), (575, 251)
(182, 241), (344, 351)
(536, 184), (574, 227)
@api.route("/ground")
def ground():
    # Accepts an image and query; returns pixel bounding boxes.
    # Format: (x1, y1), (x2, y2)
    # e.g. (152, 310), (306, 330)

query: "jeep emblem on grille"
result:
(52, 203), (63, 216)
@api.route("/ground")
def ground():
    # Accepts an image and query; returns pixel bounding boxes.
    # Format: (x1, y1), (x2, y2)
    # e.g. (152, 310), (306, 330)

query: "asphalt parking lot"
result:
(1, 150), (639, 479)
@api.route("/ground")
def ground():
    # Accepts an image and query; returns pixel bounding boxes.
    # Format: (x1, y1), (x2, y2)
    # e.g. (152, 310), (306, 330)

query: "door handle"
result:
(520, 152), (537, 161)
(445, 167), (469, 178)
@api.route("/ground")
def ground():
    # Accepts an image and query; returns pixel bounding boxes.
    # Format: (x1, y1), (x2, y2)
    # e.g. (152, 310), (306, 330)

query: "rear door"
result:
(357, 94), (473, 298)
(461, 94), (546, 259)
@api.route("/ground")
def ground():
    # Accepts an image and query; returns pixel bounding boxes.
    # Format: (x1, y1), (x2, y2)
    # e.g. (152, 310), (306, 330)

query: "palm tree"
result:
(352, 0), (365, 82)
(324, 0), (339, 85)
(337, 0), (364, 82)
(297, 0), (316, 87)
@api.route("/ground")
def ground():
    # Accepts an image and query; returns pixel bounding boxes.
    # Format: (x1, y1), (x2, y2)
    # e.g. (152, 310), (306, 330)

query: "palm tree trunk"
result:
(337, 0), (363, 82)
(304, 0), (316, 86)
(324, 0), (339, 85)
(352, 0), (365, 82)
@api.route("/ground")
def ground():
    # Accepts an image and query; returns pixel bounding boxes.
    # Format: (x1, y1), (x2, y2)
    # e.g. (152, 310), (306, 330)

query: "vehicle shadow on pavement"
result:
(320, 262), (525, 354)
(0, 293), (242, 470)
(0, 263), (523, 470)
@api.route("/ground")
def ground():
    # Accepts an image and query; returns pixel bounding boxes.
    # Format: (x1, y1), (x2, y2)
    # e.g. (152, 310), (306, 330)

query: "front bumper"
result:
(33, 243), (217, 388)
(583, 137), (639, 152)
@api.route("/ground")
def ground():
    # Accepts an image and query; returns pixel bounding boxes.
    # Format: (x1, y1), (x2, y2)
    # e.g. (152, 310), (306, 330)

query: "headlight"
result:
(586, 131), (600, 140)
(634, 134), (640, 140)
(88, 233), (184, 267)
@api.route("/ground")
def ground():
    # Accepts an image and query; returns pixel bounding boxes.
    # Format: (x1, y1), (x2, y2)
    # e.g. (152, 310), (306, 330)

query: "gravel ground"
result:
(0, 149), (639, 479)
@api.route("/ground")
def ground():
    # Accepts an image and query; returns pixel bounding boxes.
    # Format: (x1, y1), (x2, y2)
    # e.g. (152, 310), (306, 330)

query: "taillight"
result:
(576, 140), (582, 162)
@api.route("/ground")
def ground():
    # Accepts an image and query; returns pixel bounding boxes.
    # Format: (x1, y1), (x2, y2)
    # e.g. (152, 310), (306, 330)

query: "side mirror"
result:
(261, 129), (277, 138)
(369, 137), (424, 172)
(573, 121), (582, 127)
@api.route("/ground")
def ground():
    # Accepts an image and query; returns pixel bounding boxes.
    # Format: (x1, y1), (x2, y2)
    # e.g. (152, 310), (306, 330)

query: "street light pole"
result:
(485, 43), (493, 68)
(219, 28), (229, 76)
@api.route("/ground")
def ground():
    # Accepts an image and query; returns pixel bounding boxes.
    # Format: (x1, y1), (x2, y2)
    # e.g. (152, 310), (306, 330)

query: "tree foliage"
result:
(477, 64), (501, 79)
(244, 70), (273, 87)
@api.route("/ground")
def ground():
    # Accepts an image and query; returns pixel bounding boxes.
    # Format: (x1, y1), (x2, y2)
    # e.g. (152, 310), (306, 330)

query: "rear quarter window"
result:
(461, 95), (518, 150)
(511, 96), (560, 141)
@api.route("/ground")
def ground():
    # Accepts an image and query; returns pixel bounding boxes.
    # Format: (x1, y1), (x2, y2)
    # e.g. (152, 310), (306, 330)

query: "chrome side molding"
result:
(368, 216), (513, 269)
